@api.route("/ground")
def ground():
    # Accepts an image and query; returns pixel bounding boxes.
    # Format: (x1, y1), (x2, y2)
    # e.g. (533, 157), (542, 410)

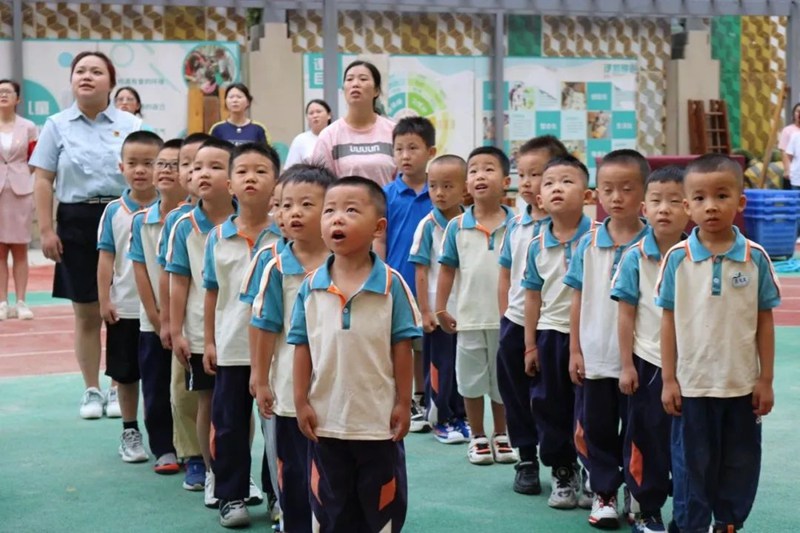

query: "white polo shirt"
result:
(251, 243), (319, 417)
(521, 215), (594, 334)
(239, 233), (286, 306)
(438, 205), (514, 331)
(287, 253), (422, 440)
(97, 189), (156, 319)
(563, 219), (649, 379)
(499, 207), (549, 326)
(203, 216), (280, 367)
(128, 200), (168, 332)
(156, 202), (192, 268)
(655, 227), (781, 398)
(408, 206), (463, 320)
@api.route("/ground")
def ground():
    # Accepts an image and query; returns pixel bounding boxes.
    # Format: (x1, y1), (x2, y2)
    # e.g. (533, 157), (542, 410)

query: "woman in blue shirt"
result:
(30, 51), (142, 420)
(208, 83), (270, 146)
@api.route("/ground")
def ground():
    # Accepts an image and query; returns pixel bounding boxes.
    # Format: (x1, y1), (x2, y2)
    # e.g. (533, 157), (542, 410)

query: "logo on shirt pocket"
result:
(731, 272), (749, 288)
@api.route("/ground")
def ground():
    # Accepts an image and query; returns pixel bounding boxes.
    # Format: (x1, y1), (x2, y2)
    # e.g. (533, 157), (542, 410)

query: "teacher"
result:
(30, 51), (142, 420)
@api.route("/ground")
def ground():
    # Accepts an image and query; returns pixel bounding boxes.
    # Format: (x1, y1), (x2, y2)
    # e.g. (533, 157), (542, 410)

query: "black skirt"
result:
(53, 202), (108, 303)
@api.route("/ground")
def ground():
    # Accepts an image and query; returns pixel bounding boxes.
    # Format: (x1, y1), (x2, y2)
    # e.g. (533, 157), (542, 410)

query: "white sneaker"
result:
(205, 470), (219, 508)
(589, 493), (620, 529)
(575, 465), (595, 509)
(119, 428), (149, 463)
(409, 396), (431, 433)
(548, 466), (578, 509)
(468, 436), (494, 465)
(244, 476), (263, 505)
(15, 301), (33, 320)
(105, 387), (121, 418)
(491, 433), (519, 464)
(219, 499), (250, 528)
(0, 301), (7, 320)
(79, 387), (105, 419)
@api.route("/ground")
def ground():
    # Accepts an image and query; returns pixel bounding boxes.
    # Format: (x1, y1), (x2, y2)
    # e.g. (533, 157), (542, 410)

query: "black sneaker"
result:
(513, 460), (542, 495)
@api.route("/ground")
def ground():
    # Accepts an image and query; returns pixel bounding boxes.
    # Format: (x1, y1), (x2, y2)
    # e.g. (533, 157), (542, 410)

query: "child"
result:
(166, 138), (236, 508)
(250, 164), (336, 533)
(522, 155), (594, 509)
(497, 135), (568, 494)
(156, 132), (210, 491)
(288, 176), (422, 532)
(202, 143), (281, 527)
(656, 154), (780, 533)
(563, 149), (650, 529)
(128, 137), (184, 474)
(408, 155), (467, 444)
(610, 165), (689, 532)
(96, 130), (161, 463)
(436, 146), (516, 466)
(378, 116), (437, 432)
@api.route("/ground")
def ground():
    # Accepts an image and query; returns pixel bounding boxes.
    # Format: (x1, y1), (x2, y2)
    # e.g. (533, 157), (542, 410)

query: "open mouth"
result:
(474, 184), (488, 192)
(331, 229), (346, 242)
(290, 220), (303, 229)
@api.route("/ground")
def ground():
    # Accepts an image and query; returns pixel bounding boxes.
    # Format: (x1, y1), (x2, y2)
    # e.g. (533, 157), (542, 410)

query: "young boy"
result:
(96, 130), (161, 463)
(203, 143), (280, 527)
(563, 149), (650, 529)
(610, 166), (689, 532)
(436, 146), (516, 466)
(378, 116), (437, 432)
(522, 155), (594, 509)
(288, 176), (422, 532)
(497, 135), (567, 493)
(156, 132), (210, 491)
(656, 154), (780, 533)
(166, 138), (236, 508)
(250, 164), (336, 533)
(408, 155), (468, 444)
(128, 137), (184, 474)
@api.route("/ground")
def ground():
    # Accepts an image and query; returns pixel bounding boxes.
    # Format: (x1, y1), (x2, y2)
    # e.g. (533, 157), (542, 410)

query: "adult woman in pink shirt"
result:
(312, 60), (397, 186)
(780, 103), (800, 182)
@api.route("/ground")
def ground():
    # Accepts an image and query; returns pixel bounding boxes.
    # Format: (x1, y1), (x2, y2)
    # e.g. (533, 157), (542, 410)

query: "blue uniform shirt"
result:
(383, 176), (432, 296)
(208, 120), (270, 146)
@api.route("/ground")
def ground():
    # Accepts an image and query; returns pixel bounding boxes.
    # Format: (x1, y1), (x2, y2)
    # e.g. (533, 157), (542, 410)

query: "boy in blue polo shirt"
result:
(610, 166), (689, 532)
(97, 130), (161, 463)
(376, 116), (436, 432)
(564, 149), (650, 529)
(289, 176), (422, 532)
(656, 154), (780, 533)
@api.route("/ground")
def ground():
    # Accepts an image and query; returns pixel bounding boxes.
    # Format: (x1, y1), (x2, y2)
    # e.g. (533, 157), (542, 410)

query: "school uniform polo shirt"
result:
(384, 176), (432, 295)
(610, 227), (684, 368)
(563, 218), (649, 379)
(203, 216), (279, 367)
(408, 206), (463, 318)
(156, 202), (193, 267)
(165, 202), (217, 354)
(655, 227), (781, 398)
(97, 189), (156, 319)
(239, 237), (286, 305)
(250, 243), (311, 417)
(287, 253), (422, 440)
(438, 205), (514, 331)
(128, 200), (169, 332)
(499, 207), (549, 327)
(521, 215), (594, 334)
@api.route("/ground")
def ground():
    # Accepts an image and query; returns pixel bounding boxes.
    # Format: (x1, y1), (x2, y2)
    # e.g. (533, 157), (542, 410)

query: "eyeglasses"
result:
(115, 97), (137, 103)
(0, 90), (16, 96)
(155, 161), (179, 170)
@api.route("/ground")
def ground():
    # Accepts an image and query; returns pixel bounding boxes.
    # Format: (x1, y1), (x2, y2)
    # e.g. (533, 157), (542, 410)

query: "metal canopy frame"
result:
(7, 0), (800, 148)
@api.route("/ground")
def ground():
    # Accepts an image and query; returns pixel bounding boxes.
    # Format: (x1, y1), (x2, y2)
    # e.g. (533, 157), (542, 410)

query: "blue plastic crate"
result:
(744, 189), (800, 214)
(744, 213), (797, 258)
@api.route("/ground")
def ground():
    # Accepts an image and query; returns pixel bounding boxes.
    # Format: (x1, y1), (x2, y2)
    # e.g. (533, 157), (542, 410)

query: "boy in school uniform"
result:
(96, 130), (161, 463)
(167, 138), (237, 508)
(156, 132), (210, 491)
(202, 143), (280, 527)
(128, 137), (185, 475)
(250, 165), (336, 533)
(657, 155), (780, 533)
(436, 146), (517, 466)
(564, 149), (650, 529)
(497, 135), (568, 494)
(522, 156), (594, 509)
(288, 176), (422, 532)
(610, 166), (689, 532)
(376, 116), (437, 432)
(408, 155), (468, 444)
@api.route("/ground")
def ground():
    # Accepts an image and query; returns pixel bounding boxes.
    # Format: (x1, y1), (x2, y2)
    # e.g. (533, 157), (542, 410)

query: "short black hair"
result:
(467, 146), (510, 176)
(231, 142), (281, 175)
(329, 176), (387, 217)
(0, 79), (21, 97)
(544, 155), (590, 183)
(182, 132), (212, 148)
(160, 138), (184, 152)
(121, 130), (163, 156)
(429, 154), (467, 178)
(280, 163), (337, 191)
(225, 82), (253, 104)
(392, 116), (436, 148)
(197, 137), (234, 159)
(597, 149), (650, 184)
(685, 154), (744, 188)
(645, 165), (685, 192)
(519, 135), (568, 159)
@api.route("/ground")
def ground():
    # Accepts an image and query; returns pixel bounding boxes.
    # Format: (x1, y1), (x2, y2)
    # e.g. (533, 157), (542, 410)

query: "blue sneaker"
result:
(182, 456), (206, 491)
(631, 511), (666, 533)
(452, 418), (471, 441)
(432, 422), (465, 444)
